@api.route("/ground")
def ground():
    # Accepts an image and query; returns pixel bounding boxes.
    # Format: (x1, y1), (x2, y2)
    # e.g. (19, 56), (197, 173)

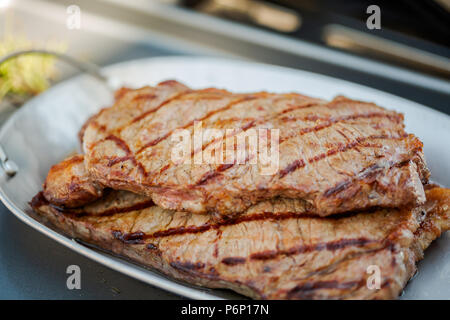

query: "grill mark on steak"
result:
(150, 223), (213, 238)
(114, 219), (380, 264)
(89, 121), (107, 134)
(104, 135), (131, 153)
(156, 100), (320, 178)
(170, 261), (206, 271)
(107, 155), (135, 167)
(112, 230), (145, 244)
(323, 159), (412, 197)
(221, 257), (247, 265)
(286, 280), (365, 299)
(279, 133), (405, 179)
(286, 279), (391, 299)
(139, 211), (308, 239)
(135, 95), (260, 155)
(81, 107), (111, 138)
(195, 100), (321, 151)
(196, 163), (236, 185)
(146, 233), (380, 268)
(79, 111), (105, 144)
(301, 245), (388, 280)
(278, 112), (402, 144)
(54, 199), (155, 217)
(281, 111), (400, 123)
(117, 210), (356, 241)
(213, 229), (222, 258)
(196, 115), (402, 185)
(189, 119), (256, 158)
(158, 98), (318, 178)
(279, 160), (306, 179)
(129, 90), (192, 124)
(249, 238), (379, 260)
(196, 133), (396, 185)
(190, 100), (321, 156)
(92, 199), (155, 216)
(103, 135), (148, 176)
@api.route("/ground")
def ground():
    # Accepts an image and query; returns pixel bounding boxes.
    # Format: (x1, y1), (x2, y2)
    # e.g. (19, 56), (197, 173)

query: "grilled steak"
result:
(82, 80), (429, 216)
(30, 186), (450, 299)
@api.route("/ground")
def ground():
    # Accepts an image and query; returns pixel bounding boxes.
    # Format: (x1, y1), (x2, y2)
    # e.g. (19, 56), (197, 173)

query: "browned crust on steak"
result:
(43, 155), (104, 208)
(82, 81), (429, 216)
(30, 187), (449, 299)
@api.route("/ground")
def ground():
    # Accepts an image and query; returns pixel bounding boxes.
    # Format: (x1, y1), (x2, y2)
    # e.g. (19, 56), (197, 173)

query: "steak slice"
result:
(30, 186), (450, 299)
(82, 80), (429, 216)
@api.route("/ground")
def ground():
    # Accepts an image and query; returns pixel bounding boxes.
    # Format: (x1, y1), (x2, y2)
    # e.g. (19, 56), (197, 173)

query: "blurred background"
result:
(0, 0), (449, 299)
(0, 0), (449, 113)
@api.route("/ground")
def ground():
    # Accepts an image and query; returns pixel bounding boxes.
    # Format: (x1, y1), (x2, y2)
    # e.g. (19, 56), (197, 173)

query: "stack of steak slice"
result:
(31, 81), (449, 299)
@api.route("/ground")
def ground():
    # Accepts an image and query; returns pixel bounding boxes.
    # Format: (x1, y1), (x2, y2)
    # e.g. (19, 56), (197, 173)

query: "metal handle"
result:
(0, 49), (117, 177)
(0, 145), (17, 177)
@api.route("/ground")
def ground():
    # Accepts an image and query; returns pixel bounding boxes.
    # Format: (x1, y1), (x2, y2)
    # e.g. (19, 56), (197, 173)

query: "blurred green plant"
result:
(0, 35), (66, 104)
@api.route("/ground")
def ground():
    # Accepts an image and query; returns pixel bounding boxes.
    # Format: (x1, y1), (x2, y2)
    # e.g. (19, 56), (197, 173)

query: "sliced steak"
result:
(82, 81), (429, 216)
(30, 186), (450, 299)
